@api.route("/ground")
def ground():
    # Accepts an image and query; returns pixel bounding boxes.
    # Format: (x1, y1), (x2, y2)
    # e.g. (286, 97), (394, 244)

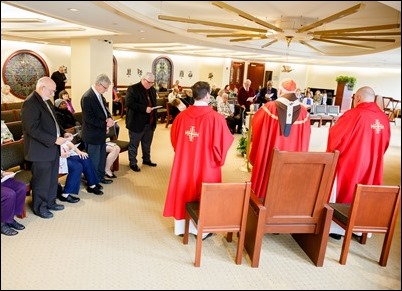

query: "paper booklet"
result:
(152, 106), (163, 110)
(246, 95), (257, 102)
(1, 170), (22, 183)
(113, 118), (122, 123)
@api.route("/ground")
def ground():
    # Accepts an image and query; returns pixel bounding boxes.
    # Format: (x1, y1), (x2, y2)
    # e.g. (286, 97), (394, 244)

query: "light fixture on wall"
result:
(126, 68), (131, 77)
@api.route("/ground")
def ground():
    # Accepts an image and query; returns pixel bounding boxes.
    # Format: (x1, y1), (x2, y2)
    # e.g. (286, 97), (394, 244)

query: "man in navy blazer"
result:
(125, 72), (158, 172)
(81, 74), (115, 190)
(21, 77), (67, 219)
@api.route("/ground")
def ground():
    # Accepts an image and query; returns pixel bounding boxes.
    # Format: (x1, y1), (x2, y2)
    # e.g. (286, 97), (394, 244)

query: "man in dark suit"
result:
(21, 77), (67, 219)
(50, 66), (67, 102)
(125, 72), (158, 172)
(257, 80), (278, 107)
(80, 74), (115, 191)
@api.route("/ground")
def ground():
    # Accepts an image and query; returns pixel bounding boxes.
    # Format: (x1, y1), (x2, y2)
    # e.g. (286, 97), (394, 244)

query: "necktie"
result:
(98, 95), (107, 117)
(45, 101), (60, 137)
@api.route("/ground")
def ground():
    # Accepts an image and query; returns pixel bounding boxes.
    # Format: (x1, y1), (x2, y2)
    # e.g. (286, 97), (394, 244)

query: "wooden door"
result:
(229, 61), (245, 90)
(247, 63), (265, 92)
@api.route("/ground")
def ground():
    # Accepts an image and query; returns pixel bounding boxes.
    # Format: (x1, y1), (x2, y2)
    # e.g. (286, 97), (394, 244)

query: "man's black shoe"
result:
(95, 184), (103, 190)
(100, 178), (113, 184)
(8, 219), (25, 230)
(329, 233), (342, 240)
(48, 203), (65, 211)
(87, 186), (104, 195)
(143, 161), (157, 167)
(130, 165), (141, 172)
(35, 210), (54, 219)
(58, 194), (80, 203)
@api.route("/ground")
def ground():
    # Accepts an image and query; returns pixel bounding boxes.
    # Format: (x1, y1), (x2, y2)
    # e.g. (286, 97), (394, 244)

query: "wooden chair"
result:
(245, 149), (339, 267)
(165, 102), (174, 128)
(5, 120), (23, 141)
(183, 182), (251, 267)
(1, 109), (17, 123)
(382, 96), (398, 125)
(4, 102), (24, 110)
(329, 184), (401, 266)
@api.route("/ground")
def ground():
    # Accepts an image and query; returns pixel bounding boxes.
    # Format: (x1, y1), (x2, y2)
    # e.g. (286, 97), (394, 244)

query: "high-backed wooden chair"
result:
(183, 182), (251, 267)
(329, 184), (401, 266)
(5, 120), (23, 141)
(245, 149), (339, 267)
(4, 102), (24, 110)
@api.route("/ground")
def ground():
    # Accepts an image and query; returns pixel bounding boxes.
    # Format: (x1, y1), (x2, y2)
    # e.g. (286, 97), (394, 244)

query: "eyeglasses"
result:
(145, 79), (155, 85)
(100, 83), (109, 90)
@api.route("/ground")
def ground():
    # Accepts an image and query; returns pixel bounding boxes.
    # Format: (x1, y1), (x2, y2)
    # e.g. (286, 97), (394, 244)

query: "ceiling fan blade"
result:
(206, 33), (266, 38)
(158, 15), (267, 33)
(229, 36), (267, 42)
(297, 3), (365, 33)
(320, 36), (396, 43)
(311, 37), (374, 49)
(315, 32), (401, 37)
(211, 1), (283, 33)
(261, 39), (278, 48)
(313, 24), (400, 35)
(187, 29), (240, 33)
(299, 40), (325, 54)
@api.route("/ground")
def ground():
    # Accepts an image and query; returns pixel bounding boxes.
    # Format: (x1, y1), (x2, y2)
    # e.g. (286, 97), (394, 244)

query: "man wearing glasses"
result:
(21, 77), (67, 218)
(125, 72), (158, 172)
(80, 74), (115, 192)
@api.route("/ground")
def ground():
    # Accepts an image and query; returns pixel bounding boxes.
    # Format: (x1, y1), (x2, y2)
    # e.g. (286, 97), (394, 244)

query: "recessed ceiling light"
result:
(68, 8), (79, 12)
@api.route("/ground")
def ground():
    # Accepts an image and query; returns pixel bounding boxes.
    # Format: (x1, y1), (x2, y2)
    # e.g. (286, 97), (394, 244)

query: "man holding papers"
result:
(125, 72), (158, 172)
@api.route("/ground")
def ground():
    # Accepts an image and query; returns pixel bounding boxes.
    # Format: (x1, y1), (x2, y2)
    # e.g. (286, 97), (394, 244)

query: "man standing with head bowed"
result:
(249, 78), (311, 199)
(80, 74), (115, 193)
(21, 77), (67, 218)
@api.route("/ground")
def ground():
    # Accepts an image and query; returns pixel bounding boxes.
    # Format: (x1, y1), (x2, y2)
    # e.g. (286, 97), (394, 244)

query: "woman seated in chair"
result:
(1, 171), (26, 236)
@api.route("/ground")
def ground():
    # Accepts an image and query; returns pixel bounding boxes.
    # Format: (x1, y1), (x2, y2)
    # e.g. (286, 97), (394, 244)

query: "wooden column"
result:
(335, 82), (353, 112)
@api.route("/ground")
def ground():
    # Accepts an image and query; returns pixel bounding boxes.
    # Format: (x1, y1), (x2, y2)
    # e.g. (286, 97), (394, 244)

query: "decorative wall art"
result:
(179, 70), (184, 78)
(2, 50), (49, 99)
(188, 71), (193, 78)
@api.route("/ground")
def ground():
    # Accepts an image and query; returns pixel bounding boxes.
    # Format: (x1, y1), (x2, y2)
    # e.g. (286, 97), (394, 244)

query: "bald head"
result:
(354, 86), (375, 106)
(36, 77), (56, 100)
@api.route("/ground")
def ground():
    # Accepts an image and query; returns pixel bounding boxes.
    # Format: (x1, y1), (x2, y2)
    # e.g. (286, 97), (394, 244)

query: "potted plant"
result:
(236, 136), (247, 156)
(336, 75), (357, 90)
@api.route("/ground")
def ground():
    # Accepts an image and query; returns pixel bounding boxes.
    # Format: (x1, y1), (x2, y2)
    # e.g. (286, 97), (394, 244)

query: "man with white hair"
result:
(249, 78), (311, 199)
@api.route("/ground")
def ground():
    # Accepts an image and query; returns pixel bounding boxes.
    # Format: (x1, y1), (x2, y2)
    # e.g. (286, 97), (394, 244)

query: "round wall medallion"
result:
(2, 50), (49, 100)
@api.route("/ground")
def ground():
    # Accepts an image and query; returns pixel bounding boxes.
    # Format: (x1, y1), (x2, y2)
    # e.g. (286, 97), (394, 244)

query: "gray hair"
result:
(95, 74), (111, 86)
(142, 72), (155, 82)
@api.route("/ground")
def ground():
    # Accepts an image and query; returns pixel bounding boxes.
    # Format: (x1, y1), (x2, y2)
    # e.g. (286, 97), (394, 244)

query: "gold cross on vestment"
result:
(371, 119), (384, 134)
(185, 126), (199, 142)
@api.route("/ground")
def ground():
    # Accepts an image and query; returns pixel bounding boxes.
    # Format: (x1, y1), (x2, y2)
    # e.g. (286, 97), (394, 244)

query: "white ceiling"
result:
(1, 1), (401, 69)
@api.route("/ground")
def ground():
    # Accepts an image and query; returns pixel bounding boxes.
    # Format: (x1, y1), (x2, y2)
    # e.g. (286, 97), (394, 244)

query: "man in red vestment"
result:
(249, 79), (311, 199)
(327, 86), (391, 238)
(163, 81), (234, 236)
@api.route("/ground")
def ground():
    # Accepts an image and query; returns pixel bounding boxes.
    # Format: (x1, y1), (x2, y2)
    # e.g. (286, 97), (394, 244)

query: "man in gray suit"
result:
(80, 74), (115, 192)
(21, 77), (67, 219)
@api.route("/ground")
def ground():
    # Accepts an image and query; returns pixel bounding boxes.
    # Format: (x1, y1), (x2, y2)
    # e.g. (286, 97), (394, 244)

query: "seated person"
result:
(1, 171), (26, 236)
(170, 97), (189, 119)
(112, 87), (122, 116)
(181, 89), (194, 105)
(168, 86), (180, 103)
(59, 133), (103, 203)
(58, 90), (75, 114)
(55, 99), (79, 129)
(217, 93), (241, 134)
(1, 120), (14, 144)
(302, 92), (313, 113)
(158, 82), (168, 92)
(105, 141), (121, 179)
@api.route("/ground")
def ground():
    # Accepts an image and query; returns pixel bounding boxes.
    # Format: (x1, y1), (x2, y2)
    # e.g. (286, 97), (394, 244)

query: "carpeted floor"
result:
(1, 118), (401, 290)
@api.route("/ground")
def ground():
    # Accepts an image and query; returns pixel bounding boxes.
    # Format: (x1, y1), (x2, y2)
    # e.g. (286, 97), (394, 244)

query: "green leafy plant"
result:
(336, 75), (357, 89)
(237, 136), (247, 156)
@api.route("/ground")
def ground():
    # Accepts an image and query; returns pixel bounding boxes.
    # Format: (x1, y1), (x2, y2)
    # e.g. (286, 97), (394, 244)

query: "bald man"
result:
(21, 77), (67, 218)
(249, 78), (311, 199)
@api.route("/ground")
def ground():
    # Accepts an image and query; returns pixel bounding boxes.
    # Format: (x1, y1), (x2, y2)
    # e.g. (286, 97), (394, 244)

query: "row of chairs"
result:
(1, 109), (21, 123)
(1, 102), (24, 111)
(183, 149), (400, 268)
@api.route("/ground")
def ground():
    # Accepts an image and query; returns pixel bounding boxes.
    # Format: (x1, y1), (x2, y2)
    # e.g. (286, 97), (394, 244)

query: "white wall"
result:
(2, 40), (401, 102)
